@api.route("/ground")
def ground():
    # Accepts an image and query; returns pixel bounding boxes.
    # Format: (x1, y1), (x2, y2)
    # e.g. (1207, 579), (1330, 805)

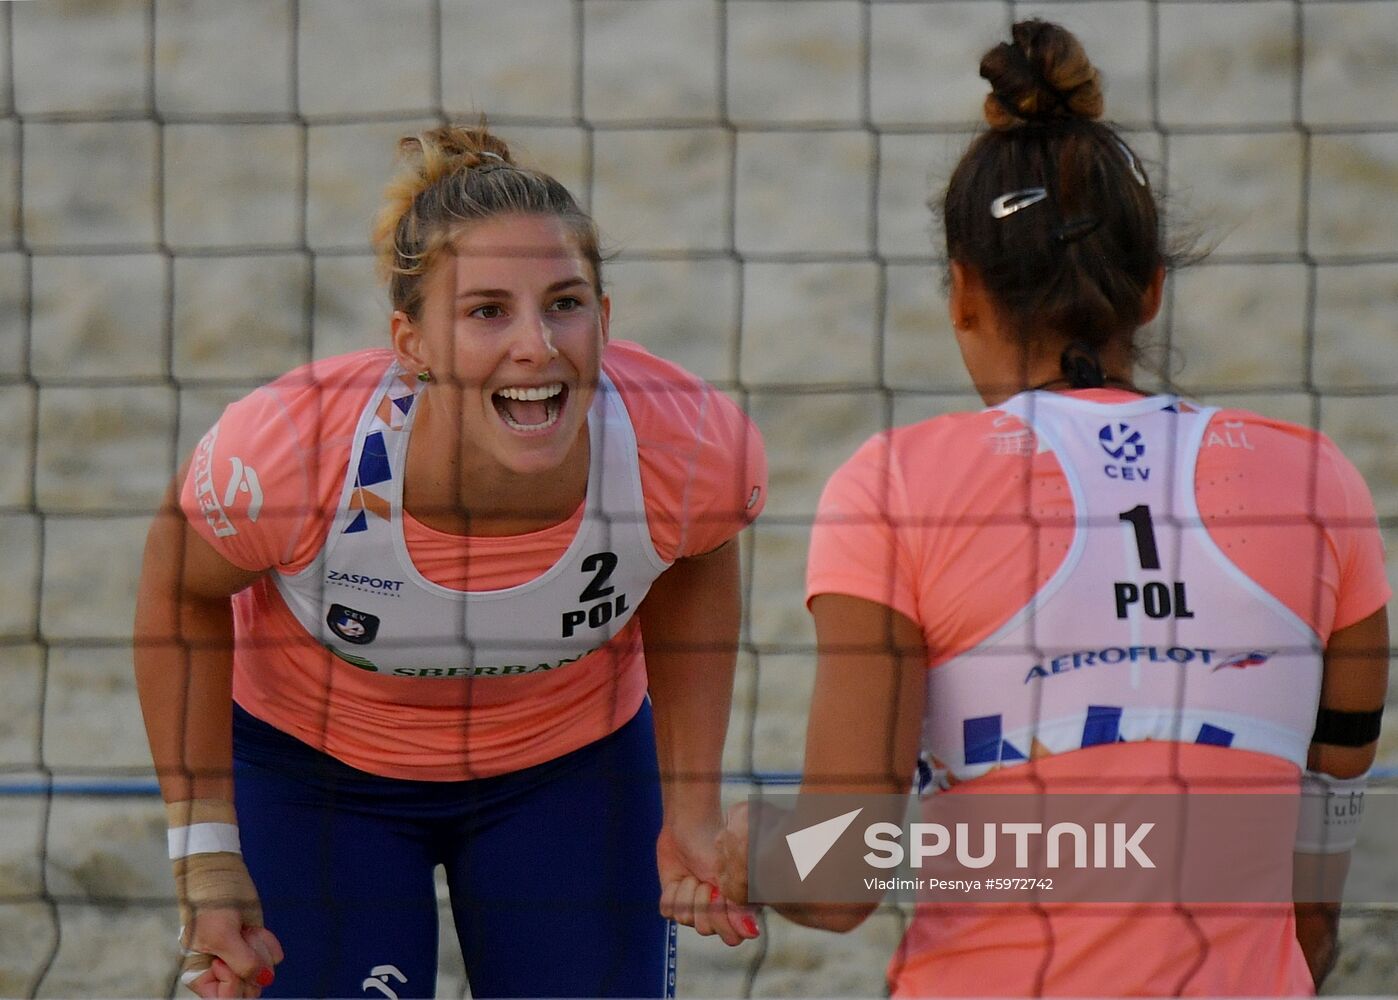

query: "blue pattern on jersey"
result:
(356, 431), (392, 487)
(1196, 723), (1236, 747)
(1081, 705), (1124, 747)
(964, 714), (1026, 764)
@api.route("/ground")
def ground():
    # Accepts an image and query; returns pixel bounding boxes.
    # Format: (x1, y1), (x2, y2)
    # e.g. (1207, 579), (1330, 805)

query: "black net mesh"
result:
(1, 1), (1394, 995)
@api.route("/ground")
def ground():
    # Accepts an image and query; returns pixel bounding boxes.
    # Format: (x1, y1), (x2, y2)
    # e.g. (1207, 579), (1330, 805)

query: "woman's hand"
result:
(181, 921), (283, 998)
(639, 541), (760, 946)
(714, 801), (751, 906)
(174, 847), (282, 997)
(657, 821), (760, 946)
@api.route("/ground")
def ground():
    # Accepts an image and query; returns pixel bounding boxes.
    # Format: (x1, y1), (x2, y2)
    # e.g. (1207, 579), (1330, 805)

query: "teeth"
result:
(499, 398), (562, 432)
(496, 383), (563, 402)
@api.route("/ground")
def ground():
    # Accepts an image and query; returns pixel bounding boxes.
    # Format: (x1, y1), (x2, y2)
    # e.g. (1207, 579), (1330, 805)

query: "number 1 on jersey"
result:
(1119, 504), (1161, 570)
(1114, 505), (1194, 620)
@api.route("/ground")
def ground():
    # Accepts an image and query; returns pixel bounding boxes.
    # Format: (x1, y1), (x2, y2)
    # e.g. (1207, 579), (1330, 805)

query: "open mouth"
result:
(492, 382), (566, 433)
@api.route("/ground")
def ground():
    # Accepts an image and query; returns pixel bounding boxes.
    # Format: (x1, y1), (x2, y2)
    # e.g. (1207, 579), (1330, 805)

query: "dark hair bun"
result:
(980, 19), (1104, 130)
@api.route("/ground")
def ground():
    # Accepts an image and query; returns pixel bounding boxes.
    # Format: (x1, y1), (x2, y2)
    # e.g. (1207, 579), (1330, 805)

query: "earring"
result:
(416, 369), (432, 383)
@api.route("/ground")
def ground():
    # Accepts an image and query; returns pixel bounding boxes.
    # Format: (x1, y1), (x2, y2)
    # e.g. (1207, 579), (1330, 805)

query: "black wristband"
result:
(1312, 706), (1384, 747)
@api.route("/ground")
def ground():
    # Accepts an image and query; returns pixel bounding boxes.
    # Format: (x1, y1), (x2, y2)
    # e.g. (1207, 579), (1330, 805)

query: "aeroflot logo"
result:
(1213, 650), (1275, 672)
(1023, 645), (1220, 684)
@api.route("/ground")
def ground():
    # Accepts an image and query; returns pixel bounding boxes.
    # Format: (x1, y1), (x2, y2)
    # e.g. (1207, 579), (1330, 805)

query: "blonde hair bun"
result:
(369, 120), (602, 319)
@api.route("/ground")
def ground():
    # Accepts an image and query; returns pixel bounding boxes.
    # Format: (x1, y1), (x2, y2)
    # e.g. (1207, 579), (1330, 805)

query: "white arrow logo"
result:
(785, 808), (863, 881)
(222, 456), (263, 522)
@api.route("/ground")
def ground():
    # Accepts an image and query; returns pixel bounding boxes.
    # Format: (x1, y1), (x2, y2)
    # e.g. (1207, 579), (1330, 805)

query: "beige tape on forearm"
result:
(166, 799), (263, 943)
(173, 852), (266, 994)
(172, 851), (263, 926)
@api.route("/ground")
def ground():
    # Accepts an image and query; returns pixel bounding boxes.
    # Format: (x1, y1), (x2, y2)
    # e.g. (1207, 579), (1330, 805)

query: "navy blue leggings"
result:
(232, 701), (674, 999)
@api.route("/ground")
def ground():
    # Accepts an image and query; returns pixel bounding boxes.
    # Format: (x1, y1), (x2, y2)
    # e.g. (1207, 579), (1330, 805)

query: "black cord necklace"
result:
(1028, 374), (1145, 394)
(1031, 340), (1145, 394)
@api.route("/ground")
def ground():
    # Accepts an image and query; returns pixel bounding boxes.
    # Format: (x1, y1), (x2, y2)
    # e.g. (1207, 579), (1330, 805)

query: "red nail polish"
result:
(255, 968), (275, 988)
(710, 886), (721, 903)
(742, 915), (759, 936)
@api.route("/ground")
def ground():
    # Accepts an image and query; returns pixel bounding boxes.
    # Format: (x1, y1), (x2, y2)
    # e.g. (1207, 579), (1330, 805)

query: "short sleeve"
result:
(675, 388), (768, 557)
(179, 387), (317, 572)
(180, 351), (389, 572)
(805, 433), (922, 626)
(1324, 437), (1392, 631)
(607, 341), (767, 562)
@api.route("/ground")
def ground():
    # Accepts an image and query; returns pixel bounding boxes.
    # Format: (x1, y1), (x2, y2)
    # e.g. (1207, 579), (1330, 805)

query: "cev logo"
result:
(1098, 422), (1145, 463)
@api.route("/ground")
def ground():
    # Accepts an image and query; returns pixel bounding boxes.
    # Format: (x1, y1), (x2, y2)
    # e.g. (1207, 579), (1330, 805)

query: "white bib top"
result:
(922, 392), (1323, 786)
(275, 362), (671, 680)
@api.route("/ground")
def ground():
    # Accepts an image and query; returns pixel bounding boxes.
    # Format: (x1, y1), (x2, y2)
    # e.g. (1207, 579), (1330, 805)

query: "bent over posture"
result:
(136, 124), (763, 999)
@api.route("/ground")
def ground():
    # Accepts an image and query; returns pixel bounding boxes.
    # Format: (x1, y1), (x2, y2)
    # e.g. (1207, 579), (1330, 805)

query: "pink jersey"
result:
(807, 389), (1389, 997)
(181, 341), (767, 780)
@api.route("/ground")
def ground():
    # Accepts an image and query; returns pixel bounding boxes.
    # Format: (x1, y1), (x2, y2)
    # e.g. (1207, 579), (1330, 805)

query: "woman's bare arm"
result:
(1295, 606), (1390, 988)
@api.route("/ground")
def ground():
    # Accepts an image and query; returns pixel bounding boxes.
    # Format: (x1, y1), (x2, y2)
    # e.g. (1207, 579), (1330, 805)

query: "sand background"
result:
(0, 0), (1395, 996)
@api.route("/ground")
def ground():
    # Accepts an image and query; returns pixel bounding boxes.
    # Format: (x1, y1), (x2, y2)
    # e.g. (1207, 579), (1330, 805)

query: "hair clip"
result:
(1052, 214), (1103, 244)
(478, 151), (506, 164)
(1114, 138), (1147, 187)
(990, 188), (1049, 219)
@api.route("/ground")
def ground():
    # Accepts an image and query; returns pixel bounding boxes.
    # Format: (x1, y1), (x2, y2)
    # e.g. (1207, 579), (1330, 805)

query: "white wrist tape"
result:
(168, 822), (242, 860)
(1295, 770), (1367, 854)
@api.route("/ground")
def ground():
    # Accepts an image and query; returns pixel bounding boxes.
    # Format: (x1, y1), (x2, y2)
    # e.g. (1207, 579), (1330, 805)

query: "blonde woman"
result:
(135, 124), (763, 999)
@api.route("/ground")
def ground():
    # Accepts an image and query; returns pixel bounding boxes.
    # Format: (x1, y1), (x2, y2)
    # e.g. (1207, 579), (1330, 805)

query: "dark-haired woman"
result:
(718, 20), (1387, 997)
(134, 124), (763, 999)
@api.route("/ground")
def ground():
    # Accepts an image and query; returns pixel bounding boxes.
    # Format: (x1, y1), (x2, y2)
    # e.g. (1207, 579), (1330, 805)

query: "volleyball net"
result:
(1, 0), (1395, 996)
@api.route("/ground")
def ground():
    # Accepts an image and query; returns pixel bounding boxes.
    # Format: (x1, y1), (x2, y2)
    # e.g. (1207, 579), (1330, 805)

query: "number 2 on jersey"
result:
(579, 551), (618, 601)
(561, 552), (630, 638)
